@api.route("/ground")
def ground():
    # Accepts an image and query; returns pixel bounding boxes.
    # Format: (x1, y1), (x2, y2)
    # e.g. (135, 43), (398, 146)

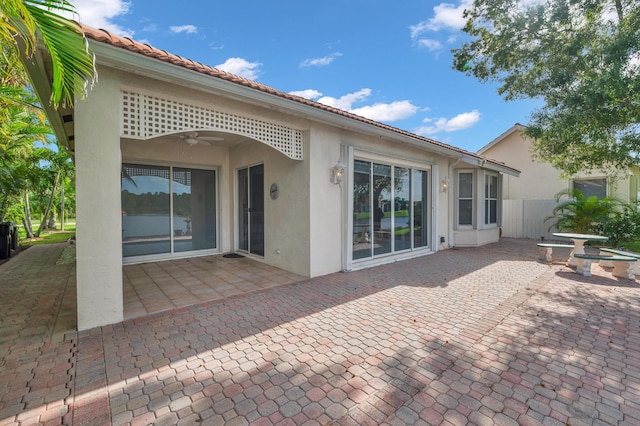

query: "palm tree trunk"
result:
(23, 191), (34, 238)
(35, 171), (60, 237)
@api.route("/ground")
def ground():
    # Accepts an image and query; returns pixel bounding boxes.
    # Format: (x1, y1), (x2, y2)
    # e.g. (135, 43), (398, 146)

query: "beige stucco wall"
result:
(482, 131), (566, 200)
(75, 67), (124, 330)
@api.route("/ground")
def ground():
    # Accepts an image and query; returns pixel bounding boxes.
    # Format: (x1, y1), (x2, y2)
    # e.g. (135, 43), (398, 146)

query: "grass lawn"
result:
(18, 224), (76, 247)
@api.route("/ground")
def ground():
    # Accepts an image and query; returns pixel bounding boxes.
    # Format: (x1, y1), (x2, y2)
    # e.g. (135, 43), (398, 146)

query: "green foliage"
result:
(18, 225), (75, 246)
(1, 0), (96, 108)
(453, 0), (640, 175)
(601, 201), (640, 246)
(545, 188), (621, 233)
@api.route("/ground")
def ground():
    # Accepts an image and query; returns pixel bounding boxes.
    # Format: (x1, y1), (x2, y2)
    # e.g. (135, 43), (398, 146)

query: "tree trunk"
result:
(60, 183), (65, 231)
(35, 171), (60, 237)
(23, 191), (34, 238)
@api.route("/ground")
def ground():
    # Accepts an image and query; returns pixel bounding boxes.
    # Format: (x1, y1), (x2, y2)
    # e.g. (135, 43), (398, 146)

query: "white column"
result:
(74, 71), (123, 330)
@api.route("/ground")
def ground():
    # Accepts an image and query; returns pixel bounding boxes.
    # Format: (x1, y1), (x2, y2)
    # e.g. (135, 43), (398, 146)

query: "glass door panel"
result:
(413, 170), (429, 248)
(238, 164), (264, 256)
(121, 164), (171, 257)
(373, 163), (392, 256)
(238, 168), (249, 251)
(249, 165), (264, 256)
(173, 168), (216, 253)
(353, 160), (372, 260)
(394, 167), (411, 251)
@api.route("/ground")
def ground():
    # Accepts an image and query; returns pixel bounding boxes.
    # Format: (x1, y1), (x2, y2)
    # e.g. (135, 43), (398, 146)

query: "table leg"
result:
(568, 239), (585, 266)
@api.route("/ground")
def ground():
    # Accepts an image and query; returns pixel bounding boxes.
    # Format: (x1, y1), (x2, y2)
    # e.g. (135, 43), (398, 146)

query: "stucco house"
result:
(478, 123), (640, 239)
(23, 26), (519, 330)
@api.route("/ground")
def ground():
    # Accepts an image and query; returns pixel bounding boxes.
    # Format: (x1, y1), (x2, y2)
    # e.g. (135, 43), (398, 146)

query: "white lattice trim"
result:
(121, 90), (303, 160)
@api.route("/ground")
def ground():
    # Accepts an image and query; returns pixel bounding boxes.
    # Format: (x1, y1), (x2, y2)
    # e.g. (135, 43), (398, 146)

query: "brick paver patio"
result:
(1, 240), (640, 425)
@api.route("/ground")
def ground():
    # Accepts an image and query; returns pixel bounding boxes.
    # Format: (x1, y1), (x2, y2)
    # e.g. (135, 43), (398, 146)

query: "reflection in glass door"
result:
(352, 160), (430, 262)
(238, 164), (264, 256)
(121, 163), (217, 259)
(172, 168), (216, 253)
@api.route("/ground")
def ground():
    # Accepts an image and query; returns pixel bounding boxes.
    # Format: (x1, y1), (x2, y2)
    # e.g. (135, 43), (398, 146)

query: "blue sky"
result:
(71, 0), (537, 152)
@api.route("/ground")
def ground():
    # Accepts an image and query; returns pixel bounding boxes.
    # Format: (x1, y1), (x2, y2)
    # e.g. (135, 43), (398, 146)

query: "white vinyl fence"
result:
(501, 199), (559, 240)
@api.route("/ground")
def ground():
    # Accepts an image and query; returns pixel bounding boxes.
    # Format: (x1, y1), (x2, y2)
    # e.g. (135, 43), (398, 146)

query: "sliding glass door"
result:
(122, 163), (217, 259)
(238, 164), (264, 256)
(352, 159), (430, 261)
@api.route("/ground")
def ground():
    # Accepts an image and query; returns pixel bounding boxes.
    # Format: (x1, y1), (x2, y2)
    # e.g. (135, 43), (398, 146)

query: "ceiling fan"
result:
(179, 132), (224, 146)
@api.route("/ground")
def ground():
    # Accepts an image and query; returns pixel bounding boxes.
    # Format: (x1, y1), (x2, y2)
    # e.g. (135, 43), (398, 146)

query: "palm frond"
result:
(23, 0), (96, 107)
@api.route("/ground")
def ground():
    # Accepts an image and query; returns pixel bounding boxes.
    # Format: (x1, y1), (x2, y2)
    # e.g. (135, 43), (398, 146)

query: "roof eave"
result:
(89, 40), (500, 163)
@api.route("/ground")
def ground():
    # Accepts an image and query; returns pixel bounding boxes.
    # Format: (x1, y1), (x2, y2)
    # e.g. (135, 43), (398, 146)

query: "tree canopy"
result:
(453, 0), (640, 175)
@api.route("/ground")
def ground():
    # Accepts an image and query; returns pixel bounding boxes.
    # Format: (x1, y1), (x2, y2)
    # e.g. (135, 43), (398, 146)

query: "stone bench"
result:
(599, 248), (640, 278)
(537, 243), (574, 262)
(573, 253), (636, 278)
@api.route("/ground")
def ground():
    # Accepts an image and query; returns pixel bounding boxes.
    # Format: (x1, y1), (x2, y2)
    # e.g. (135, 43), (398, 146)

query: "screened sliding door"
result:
(172, 168), (217, 253)
(122, 163), (217, 259)
(122, 164), (171, 257)
(238, 164), (264, 256)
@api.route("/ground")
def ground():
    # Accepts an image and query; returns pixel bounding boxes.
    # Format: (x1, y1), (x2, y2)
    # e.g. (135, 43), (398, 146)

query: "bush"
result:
(601, 201), (640, 247)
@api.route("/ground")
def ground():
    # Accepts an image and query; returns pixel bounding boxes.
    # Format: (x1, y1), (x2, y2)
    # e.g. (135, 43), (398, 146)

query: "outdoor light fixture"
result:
(331, 161), (345, 185)
(441, 176), (449, 192)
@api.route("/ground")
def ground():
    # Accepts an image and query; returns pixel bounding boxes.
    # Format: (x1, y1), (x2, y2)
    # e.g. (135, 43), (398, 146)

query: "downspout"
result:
(447, 156), (463, 248)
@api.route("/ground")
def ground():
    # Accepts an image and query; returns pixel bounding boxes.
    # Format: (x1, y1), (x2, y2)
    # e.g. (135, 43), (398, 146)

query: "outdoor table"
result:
(553, 232), (608, 266)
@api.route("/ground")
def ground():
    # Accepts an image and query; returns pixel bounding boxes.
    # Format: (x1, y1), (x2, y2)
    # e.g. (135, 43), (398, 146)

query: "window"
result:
(457, 171), (474, 227)
(574, 178), (607, 199)
(352, 159), (430, 261)
(484, 173), (499, 226)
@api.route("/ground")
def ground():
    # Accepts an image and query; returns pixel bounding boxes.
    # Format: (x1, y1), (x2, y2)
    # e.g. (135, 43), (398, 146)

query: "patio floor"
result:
(123, 255), (306, 319)
(2, 239), (640, 425)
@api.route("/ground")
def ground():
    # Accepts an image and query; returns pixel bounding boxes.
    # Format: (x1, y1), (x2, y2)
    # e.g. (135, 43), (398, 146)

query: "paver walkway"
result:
(1, 240), (640, 425)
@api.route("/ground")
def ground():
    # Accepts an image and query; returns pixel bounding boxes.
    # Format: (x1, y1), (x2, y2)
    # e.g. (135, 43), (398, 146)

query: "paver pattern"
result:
(1, 240), (640, 425)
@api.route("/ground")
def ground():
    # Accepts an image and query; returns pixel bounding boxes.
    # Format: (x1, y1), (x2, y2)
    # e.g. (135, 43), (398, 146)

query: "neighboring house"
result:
(478, 123), (640, 239)
(23, 26), (519, 330)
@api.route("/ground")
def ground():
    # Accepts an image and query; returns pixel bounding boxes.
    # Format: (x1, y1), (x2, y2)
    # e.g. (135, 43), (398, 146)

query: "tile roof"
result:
(81, 25), (517, 174)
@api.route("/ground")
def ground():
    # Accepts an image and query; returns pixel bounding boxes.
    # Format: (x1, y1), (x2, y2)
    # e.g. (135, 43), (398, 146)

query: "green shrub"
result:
(601, 201), (640, 247)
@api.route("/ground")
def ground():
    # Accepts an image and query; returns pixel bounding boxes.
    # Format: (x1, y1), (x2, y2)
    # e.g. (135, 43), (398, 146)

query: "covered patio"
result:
(123, 254), (306, 319)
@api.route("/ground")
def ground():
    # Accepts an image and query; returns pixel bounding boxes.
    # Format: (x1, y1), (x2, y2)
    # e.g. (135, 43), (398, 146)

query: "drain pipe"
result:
(446, 156), (463, 249)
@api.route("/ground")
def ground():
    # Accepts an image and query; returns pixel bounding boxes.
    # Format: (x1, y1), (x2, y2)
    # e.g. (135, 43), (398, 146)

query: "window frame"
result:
(483, 172), (499, 227)
(456, 169), (475, 229)
(572, 177), (608, 199)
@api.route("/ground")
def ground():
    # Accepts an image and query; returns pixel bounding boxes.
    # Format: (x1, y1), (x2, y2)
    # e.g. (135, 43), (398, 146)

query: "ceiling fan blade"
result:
(199, 136), (224, 141)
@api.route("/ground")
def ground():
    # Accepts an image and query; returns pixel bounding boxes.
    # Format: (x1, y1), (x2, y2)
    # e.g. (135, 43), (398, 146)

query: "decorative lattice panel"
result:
(121, 91), (303, 160)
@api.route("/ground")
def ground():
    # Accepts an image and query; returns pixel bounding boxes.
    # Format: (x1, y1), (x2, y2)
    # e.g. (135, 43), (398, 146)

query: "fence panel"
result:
(501, 199), (558, 240)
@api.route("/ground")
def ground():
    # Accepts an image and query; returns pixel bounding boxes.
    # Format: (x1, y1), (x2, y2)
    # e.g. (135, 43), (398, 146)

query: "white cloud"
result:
(70, 0), (133, 37)
(294, 88), (418, 122)
(317, 89), (372, 111)
(415, 110), (480, 135)
(351, 101), (420, 122)
(170, 25), (198, 34)
(418, 39), (443, 52)
(215, 57), (262, 80)
(289, 89), (323, 99)
(411, 0), (473, 36)
(300, 52), (343, 68)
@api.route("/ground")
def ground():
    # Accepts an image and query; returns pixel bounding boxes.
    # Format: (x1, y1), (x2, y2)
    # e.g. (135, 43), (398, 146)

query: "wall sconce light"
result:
(440, 176), (449, 192)
(331, 161), (345, 185)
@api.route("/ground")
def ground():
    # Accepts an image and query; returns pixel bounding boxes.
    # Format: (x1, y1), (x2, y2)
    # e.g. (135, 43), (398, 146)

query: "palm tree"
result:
(1, 0), (96, 108)
(546, 188), (621, 234)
